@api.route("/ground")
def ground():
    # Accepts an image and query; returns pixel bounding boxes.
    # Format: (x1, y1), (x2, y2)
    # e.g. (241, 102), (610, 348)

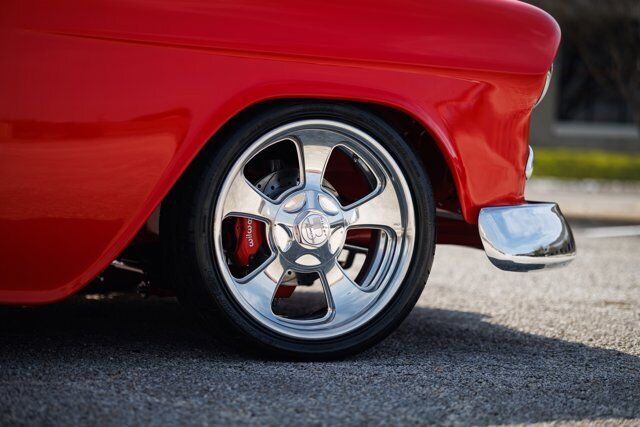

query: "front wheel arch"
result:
(162, 98), (461, 228)
(160, 101), (437, 358)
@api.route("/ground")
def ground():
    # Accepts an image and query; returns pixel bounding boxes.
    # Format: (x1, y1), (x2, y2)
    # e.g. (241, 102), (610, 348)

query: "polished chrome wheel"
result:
(213, 120), (415, 339)
(165, 102), (434, 357)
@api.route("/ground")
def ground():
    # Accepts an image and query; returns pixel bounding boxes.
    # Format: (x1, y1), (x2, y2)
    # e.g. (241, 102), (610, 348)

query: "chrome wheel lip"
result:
(213, 119), (415, 340)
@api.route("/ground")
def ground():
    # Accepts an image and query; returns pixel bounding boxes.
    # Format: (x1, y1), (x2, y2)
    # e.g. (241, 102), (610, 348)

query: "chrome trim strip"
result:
(525, 145), (534, 180)
(478, 202), (576, 272)
(534, 65), (553, 108)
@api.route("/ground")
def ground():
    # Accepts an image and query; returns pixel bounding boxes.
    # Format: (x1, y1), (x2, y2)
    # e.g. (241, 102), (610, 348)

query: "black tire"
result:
(161, 102), (436, 359)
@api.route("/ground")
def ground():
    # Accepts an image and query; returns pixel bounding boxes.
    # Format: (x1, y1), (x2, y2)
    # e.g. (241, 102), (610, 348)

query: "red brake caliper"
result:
(231, 218), (263, 266)
(231, 218), (295, 298)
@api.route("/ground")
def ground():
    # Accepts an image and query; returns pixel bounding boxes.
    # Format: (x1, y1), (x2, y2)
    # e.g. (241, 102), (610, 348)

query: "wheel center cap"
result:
(297, 212), (330, 247)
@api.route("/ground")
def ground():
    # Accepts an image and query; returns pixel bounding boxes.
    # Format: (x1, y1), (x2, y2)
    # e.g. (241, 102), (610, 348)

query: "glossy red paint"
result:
(0, 0), (560, 304)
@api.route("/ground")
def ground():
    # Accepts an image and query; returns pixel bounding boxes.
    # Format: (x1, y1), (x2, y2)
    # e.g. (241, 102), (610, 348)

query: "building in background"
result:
(528, 0), (640, 152)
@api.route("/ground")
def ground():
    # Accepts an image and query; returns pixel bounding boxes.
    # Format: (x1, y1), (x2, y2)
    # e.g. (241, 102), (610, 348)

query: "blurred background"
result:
(525, 0), (639, 224)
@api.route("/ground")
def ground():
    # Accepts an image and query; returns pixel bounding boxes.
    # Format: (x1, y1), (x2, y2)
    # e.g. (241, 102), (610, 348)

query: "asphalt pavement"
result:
(0, 221), (638, 426)
(526, 178), (640, 222)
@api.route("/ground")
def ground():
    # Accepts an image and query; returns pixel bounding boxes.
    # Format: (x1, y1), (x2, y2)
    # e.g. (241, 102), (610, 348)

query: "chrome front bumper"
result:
(478, 203), (576, 272)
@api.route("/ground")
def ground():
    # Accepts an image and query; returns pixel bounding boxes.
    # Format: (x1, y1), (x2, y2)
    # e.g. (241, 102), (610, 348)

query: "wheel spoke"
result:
(323, 261), (377, 324)
(235, 256), (286, 318)
(222, 171), (276, 221)
(294, 129), (339, 189)
(344, 181), (403, 236)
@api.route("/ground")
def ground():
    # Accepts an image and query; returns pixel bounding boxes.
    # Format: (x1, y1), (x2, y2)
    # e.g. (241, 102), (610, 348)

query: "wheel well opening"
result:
(356, 102), (460, 216)
(201, 98), (461, 216)
(117, 98), (468, 293)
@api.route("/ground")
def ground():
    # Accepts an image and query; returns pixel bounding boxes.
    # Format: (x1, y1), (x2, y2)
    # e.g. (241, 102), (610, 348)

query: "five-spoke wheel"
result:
(214, 120), (415, 339)
(164, 103), (435, 357)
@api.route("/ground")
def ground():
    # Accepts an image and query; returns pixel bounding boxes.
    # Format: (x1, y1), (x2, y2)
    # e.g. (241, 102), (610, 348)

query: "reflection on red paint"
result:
(0, 0), (559, 303)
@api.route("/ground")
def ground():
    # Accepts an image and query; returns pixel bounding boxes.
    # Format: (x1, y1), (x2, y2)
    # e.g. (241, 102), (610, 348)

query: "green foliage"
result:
(534, 148), (640, 181)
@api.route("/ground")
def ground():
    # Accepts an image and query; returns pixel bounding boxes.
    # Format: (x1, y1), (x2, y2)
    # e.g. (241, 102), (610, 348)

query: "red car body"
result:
(0, 0), (560, 304)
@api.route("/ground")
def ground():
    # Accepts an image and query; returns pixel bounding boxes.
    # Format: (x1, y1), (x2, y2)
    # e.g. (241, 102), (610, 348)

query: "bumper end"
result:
(478, 203), (576, 272)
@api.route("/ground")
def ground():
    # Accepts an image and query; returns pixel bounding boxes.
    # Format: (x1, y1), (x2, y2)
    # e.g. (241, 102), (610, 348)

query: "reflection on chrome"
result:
(478, 202), (576, 272)
(534, 65), (553, 108)
(525, 145), (534, 180)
